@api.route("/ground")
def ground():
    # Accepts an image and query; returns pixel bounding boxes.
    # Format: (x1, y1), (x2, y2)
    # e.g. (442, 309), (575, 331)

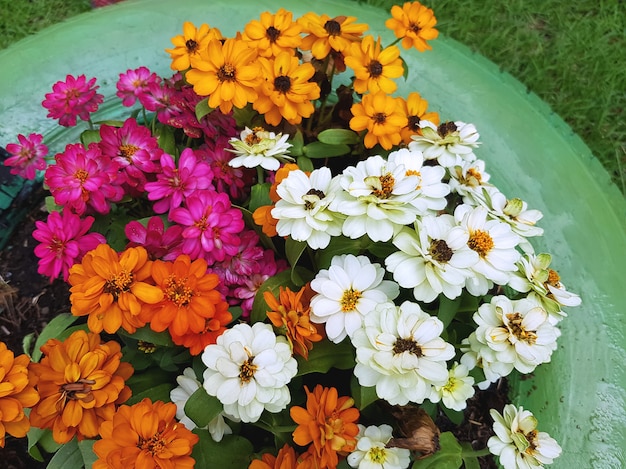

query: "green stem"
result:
(461, 447), (492, 458)
(256, 166), (265, 185)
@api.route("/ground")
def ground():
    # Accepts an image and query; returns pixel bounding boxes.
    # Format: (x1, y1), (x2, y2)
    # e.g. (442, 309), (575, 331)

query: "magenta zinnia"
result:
(44, 143), (124, 216)
(4, 133), (48, 180)
(124, 216), (184, 261)
(42, 74), (104, 127)
(144, 148), (214, 214)
(116, 66), (162, 107)
(169, 189), (244, 265)
(33, 210), (105, 282)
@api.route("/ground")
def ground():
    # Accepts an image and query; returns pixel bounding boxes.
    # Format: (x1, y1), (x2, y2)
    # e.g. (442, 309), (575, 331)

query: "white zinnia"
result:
(464, 295), (560, 388)
(488, 404), (562, 469)
(202, 322), (297, 423)
(329, 154), (424, 242)
(455, 204), (521, 296)
(271, 167), (344, 249)
(508, 252), (581, 321)
(429, 362), (475, 411)
(352, 300), (455, 405)
(409, 120), (480, 168)
(228, 127), (293, 171)
(310, 254), (399, 343)
(347, 424), (411, 469)
(385, 215), (479, 303)
(448, 158), (493, 206)
(170, 367), (233, 442)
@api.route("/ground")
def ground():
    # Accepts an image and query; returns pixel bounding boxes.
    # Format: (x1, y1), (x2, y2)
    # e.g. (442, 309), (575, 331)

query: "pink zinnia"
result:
(42, 74), (104, 127)
(116, 66), (162, 107)
(195, 138), (254, 202)
(169, 190), (244, 264)
(144, 148), (213, 214)
(138, 81), (176, 113)
(98, 118), (163, 191)
(33, 210), (105, 282)
(211, 229), (264, 284)
(4, 133), (48, 180)
(44, 143), (124, 215)
(124, 216), (183, 261)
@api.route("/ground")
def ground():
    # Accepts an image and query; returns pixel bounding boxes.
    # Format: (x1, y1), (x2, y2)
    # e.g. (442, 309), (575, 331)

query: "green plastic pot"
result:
(0, 0), (624, 467)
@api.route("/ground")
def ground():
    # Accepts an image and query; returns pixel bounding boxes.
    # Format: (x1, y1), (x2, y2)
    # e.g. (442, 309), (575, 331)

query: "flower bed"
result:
(1, 0), (624, 468)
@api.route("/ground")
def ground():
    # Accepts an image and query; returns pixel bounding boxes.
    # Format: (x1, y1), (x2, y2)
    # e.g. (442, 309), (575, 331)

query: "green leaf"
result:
(296, 155), (314, 172)
(47, 438), (84, 469)
(296, 339), (355, 376)
(192, 432), (253, 469)
(317, 128), (360, 145)
(118, 325), (175, 347)
(236, 205), (276, 252)
(155, 124), (176, 155)
(289, 130), (304, 156)
(28, 313), (79, 361)
(80, 129), (101, 146)
(460, 443), (481, 469)
(350, 374), (378, 410)
(44, 195), (62, 213)
(184, 386), (223, 428)
(126, 382), (174, 405)
(78, 440), (98, 469)
(303, 141), (350, 158)
(314, 236), (362, 269)
(126, 368), (175, 397)
(411, 432), (463, 469)
(437, 296), (462, 328)
(442, 405), (465, 425)
(249, 182), (272, 212)
(195, 97), (214, 121)
(285, 237), (307, 268)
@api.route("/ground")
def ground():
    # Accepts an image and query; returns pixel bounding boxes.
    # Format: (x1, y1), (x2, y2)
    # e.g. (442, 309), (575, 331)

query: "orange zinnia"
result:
(290, 385), (360, 469)
(249, 443), (300, 469)
(265, 285), (323, 359)
(0, 342), (39, 447)
(298, 13), (368, 60)
(253, 163), (300, 237)
(399, 91), (440, 143)
(349, 91), (408, 150)
(243, 9), (303, 58)
(166, 21), (223, 71)
(93, 398), (199, 469)
(140, 254), (228, 337)
(28, 330), (133, 444)
(254, 52), (321, 126)
(344, 35), (404, 94)
(68, 244), (164, 334)
(385, 1), (439, 52)
(186, 37), (262, 114)
(168, 297), (233, 356)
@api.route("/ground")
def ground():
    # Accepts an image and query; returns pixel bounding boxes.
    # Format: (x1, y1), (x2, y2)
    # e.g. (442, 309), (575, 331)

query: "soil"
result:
(0, 185), (505, 469)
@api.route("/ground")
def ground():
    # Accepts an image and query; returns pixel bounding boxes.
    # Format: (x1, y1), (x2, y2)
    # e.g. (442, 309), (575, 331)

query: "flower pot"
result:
(0, 0), (624, 467)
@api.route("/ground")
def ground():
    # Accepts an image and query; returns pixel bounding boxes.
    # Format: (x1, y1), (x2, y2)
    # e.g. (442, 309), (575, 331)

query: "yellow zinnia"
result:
(254, 52), (321, 126)
(28, 330), (133, 444)
(345, 35), (404, 94)
(298, 12), (368, 59)
(166, 21), (223, 71)
(399, 91), (440, 143)
(349, 91), (408, 150)
(242, 8), (302, 58)
(385, 1), (439, 52)
(186, 38), (262, 114)
(68, 243), (164, 334)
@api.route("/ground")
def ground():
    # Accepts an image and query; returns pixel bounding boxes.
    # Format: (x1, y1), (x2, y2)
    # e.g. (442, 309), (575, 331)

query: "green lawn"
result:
(1, 0), (624, 194)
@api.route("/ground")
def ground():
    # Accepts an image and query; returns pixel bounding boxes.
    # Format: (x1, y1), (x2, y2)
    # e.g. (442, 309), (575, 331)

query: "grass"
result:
(1, 0), (625, 194)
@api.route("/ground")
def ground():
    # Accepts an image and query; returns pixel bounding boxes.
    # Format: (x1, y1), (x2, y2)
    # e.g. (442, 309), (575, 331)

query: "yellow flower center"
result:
(137, 340), (157, 353)
(165, 275), (194, 307)
(74, 169), (89, 183)
(370, 173), (395, 199)
(368, 446), (387, 463)
(140, 432), (167, 456)
(442, 376), (459, 394)
(506, 312), (538, 345)
(217, 63), (237, 82)
(239, 358), (258, 383)
(392, 338), (423, 356)
(467, 229), (494, 258)
(119, 144), (139, 160)
(466, 168), (482, 184)
(340, 288), (361, 312)
(104, 270), (134, 299)
(429, 239), (453, 263)
(546, 269), (560, 287)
